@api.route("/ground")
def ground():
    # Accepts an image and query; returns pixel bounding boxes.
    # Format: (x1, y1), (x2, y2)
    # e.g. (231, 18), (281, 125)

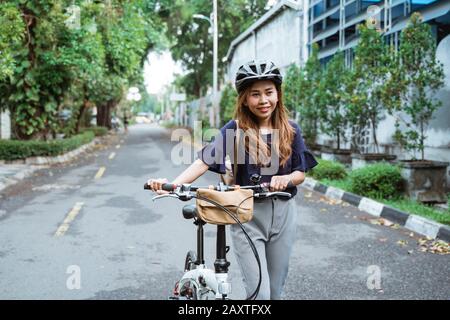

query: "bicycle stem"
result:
(214, 225), (230, 274)
(196, 220), (205, 265)
(214, 225), (231, 299)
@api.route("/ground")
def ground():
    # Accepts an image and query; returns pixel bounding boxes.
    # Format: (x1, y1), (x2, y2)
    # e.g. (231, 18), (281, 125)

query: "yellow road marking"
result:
(94, 166), (106, 179)
(108, 152), (116, 160)
(54, 202), (84, 237)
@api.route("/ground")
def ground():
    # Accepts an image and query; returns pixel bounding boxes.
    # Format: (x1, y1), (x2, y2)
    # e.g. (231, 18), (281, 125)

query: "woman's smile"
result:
(257, 106), (271, 113)
(246, 80), (279, 121)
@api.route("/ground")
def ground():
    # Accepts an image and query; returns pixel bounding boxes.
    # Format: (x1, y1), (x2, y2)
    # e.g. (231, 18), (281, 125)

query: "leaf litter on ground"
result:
(417, 238), (449, 255)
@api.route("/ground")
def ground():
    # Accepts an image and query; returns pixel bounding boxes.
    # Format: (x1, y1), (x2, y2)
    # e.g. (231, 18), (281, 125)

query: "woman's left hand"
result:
(269, 175), (292, 191)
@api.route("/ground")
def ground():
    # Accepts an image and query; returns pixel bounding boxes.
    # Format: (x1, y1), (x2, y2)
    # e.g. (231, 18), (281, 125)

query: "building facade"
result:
(223, 0), (450, 186)
(224, 0), (305, 83)
(308, 0), (450, 64)
(307, 0), (450, 187)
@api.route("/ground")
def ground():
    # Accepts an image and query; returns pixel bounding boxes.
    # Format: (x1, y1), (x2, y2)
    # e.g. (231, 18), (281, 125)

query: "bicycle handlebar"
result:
(144, 181), (294, 192)
(144, 179), (293, 300)
(144, 181), (294, 201)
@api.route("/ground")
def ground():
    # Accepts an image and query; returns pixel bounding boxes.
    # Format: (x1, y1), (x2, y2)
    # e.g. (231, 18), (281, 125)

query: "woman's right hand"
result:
(147, 178), (169, 195)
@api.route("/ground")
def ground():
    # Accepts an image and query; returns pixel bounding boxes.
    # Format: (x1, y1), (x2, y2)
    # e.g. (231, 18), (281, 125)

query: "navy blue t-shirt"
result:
(197, 119), (318, 197)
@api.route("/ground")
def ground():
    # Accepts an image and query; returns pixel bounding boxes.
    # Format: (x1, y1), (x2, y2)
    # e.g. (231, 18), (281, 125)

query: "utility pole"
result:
(213, 0), (219, 128)
(194, 0), (219, 127)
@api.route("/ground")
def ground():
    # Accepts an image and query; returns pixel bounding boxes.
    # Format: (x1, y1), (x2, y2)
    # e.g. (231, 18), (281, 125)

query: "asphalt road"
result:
(0, 124), (448, 300)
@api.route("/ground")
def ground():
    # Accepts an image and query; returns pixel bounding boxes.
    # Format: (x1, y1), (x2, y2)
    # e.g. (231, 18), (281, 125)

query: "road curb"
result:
(0, 138), (100, 193)
(302, 177), (450, 243)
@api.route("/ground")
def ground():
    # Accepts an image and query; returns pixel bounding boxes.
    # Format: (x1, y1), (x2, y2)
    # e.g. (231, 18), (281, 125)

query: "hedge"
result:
(349, 163), (403, 199)
(79, 126), (108, 137)
(307, 159), (347, 180)
(0, 131), (95, 161)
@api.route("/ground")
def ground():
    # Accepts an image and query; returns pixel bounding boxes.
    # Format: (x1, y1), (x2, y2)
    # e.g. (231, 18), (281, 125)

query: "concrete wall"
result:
(224, 1), (449, 188)
(227, 7), (304, 83)
(0, 110), (11, 140)
(316, 34), (450, 189)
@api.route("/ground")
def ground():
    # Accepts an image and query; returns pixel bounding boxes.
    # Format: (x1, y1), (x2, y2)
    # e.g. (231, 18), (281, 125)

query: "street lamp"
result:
(126, 87), (141, 118)
(193, 0), (219, 128)
(127, 87), (142, 102)
(192, 13), (211, 25)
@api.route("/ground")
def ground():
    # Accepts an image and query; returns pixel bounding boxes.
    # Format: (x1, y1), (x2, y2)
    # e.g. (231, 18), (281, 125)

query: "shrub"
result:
(349, 163), (403, 199)
(161, 121), (178, 129)
(308, 159), (347, 180)
(219, 83), (237, 126)
(0, 131), (95, 161)
(447, 194), (450, 213)
(80, 126), (108, 136)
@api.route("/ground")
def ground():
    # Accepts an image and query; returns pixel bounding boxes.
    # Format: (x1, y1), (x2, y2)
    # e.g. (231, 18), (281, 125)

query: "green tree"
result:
(348, 23), (390, 153)
(137, 92), (158, 113)
(93, 0), (156, 128)
(283, 63), (301, 117)
(319, 52), (350, 150)
(160, 0), (269, 98)
(298, 43), (323, 145)
(0, 1), (74, 139)
(390, 13), (444, 160)
(61, 1), (107, 134)
(0, 3), (24, 80)
(219, 82), (237, 125)
(0, 0), (167, 138)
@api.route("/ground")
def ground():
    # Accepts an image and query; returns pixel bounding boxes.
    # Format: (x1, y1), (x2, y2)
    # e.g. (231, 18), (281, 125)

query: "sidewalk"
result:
(302, 177), (450, 243)
(0, 164), (44, 193)
(0, 133), (119, 193)
(179, 125), (450, 244)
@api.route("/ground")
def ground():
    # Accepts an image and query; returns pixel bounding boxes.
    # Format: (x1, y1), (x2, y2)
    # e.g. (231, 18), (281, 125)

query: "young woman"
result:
(148, 60), (318, 299)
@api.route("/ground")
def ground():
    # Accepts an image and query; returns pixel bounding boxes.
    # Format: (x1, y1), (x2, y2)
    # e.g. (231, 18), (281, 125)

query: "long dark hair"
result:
(233, 82), (295, 167)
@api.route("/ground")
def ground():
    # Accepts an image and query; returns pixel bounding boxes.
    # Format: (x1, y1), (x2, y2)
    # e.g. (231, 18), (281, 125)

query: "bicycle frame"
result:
(148, 184), (234, 299)
(174, 207), (231, 300)
(145, 177), (293, 300)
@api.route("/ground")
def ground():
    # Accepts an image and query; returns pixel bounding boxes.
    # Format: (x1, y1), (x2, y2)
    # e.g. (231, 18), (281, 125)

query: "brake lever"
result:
(269, 191), (292, 197)
(254, 191), (292, 198)
(152, 194), (179, 201)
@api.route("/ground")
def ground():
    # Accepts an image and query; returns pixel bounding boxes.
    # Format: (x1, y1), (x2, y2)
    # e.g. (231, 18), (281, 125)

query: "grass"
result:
(316, 177), (450, 226)
(319, 178), (351, 191)
(379, 198), (450, 226)
(160, 121), (178, 129)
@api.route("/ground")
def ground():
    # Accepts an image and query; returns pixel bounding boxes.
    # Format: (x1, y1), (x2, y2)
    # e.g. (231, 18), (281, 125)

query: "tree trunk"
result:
(420, 120), (424, 161)
(336, 129), (341, 150)
(97, 104), (108, 128)
(194, 82), (201, 98)
(97, 100), (114, 129)
(76, 100), (89, 134)
(14, 11), (39, 140)
(371, 116), (379, 153)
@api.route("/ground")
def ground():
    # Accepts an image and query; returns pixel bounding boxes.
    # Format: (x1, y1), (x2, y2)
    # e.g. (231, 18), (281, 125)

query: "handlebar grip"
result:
(144, 183), (178, 191)
(162, 183), (177, 191)
(260, 181), (293, 189)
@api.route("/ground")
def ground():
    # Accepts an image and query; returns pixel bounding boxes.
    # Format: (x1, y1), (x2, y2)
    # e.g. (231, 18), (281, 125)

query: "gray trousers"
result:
(230, 197), (297, 300)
